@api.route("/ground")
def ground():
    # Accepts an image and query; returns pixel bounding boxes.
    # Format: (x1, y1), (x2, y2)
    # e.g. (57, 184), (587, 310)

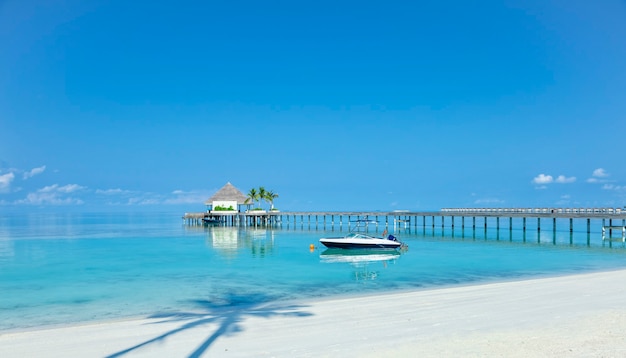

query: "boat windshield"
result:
(345, 232), (376, 239)
(349, 219), (377, 230)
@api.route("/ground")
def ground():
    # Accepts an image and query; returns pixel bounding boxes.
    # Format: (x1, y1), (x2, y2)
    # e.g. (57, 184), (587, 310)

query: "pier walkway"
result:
(183, 208), (626, 241)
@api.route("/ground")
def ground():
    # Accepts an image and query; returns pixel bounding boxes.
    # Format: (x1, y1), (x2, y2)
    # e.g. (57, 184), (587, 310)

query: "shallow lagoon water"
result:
(1, 212), (625, 331)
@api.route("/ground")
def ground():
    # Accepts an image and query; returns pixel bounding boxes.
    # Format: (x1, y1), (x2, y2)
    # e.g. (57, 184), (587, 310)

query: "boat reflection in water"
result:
(320, 248), (401, 264)
(320, 248), (402, 281)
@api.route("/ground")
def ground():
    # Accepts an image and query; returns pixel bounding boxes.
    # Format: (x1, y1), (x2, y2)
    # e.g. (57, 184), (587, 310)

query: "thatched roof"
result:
(204, 182), (248, 205)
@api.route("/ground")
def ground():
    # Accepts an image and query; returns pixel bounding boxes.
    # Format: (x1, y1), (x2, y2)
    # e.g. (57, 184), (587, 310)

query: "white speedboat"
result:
(319, 219), (407, 250)
(319, 232), (405, 249)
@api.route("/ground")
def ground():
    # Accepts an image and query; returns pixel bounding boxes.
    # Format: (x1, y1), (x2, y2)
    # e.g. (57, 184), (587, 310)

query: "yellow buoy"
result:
(309, 244), (315, 250)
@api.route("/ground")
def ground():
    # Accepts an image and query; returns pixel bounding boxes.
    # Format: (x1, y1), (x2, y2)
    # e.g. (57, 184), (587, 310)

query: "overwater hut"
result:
(204, 182), (248, 213)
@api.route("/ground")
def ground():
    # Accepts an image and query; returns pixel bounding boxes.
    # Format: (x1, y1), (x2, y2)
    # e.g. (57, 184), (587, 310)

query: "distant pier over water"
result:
(183, 207), (626, 243)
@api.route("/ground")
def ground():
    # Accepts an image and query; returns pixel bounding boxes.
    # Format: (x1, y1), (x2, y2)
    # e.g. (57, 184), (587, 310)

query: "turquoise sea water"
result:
(1, 212), (626, 331)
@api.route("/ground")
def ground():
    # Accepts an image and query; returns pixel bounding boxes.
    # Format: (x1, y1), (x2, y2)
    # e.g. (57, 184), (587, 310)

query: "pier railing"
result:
(441, 207), (624, 215)
(183, 208), (626, 240)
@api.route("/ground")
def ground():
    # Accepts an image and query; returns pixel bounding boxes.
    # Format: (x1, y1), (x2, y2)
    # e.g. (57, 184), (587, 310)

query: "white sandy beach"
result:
(2, 269), (626, 357)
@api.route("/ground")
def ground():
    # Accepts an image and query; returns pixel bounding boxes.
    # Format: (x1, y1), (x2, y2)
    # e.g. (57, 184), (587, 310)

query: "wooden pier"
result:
(182, 211), (280, 226)
(183, 208), (626, 239)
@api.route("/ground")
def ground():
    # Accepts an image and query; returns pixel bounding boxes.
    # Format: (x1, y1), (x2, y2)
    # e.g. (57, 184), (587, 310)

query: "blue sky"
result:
(1, 0), (625, 212)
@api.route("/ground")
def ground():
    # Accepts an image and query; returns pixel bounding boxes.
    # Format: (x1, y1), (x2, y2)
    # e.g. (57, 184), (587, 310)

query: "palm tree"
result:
(245, 188), (258, 211)
(258, 187), (267, 210)
(267, 190), (279, 210)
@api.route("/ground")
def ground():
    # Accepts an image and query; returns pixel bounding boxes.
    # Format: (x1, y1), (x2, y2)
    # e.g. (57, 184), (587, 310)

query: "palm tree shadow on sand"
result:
(106, 293), (313, 358)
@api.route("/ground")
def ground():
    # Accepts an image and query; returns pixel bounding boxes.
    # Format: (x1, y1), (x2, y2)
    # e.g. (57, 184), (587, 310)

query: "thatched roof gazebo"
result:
(204, 182), (248, 212)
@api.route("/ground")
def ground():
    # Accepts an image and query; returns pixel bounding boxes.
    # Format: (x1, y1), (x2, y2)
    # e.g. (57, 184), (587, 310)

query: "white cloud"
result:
(555, 175), (576, 183)
(163, 189), (212, 205)
(555, 194), (572, 205)
(127, 197), (160, 205)
(602, 184), (625, 191)
(588, 168), (610, 183)
(15, 184), (86, 205)
(533, 173), (575, 185)
(16, 191), (83, 205)
(163, 197), (198, 205)
(0, 172), (15, 193)
(96, 188), (132, 195)
(39, 184), (85, 193)
(23, 165), (46, 179)
(103, 189), (213, 206)
(592, 168), (609, 178)
(532, 174), (553, 184)
(58, 184), (85, 193)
